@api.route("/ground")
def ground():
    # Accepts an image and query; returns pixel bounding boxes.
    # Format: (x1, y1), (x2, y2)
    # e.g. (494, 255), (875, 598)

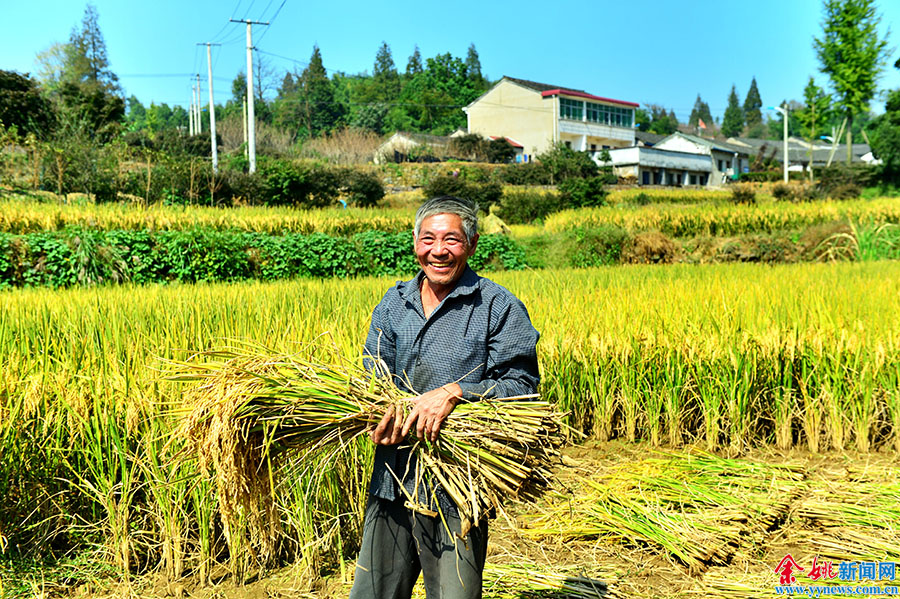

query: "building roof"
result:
(661, 132), (752, 155)
(498, 76), (639, 107)
(504, 76), (587, 94)
(635, 131), (665, 146)
(388, 131), (450, 145)
(490, 135), (524, 148)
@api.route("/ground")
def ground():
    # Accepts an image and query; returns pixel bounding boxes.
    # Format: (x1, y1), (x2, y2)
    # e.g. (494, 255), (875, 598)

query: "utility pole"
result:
(242, 99), (248, 158)
(189, 84), (195, 136)
(195, 74), (202, 134)
(198, 43), (221, 173)
(230, 18), (268, 173)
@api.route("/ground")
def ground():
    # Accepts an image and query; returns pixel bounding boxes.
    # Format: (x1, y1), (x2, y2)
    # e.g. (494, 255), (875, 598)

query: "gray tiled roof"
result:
(503, 76), (587, 95)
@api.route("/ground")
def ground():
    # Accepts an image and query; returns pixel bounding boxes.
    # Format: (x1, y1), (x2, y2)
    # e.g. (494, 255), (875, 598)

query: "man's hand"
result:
(402, 383), (462, 442)
(369, 404), (405, 445)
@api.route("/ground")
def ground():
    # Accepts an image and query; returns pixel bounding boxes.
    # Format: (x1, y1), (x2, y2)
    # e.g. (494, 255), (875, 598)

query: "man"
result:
(350, 196), (540, 599)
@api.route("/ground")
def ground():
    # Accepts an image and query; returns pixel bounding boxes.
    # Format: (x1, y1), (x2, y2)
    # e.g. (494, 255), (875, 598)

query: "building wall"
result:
(466, 80), (554, 158)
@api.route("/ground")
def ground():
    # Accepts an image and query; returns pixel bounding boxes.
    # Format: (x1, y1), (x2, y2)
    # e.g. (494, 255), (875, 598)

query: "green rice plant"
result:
(771, 349), (798, 450)
(578, 357), (617, 442)
(798, 357), (823, 453)
(60, 394), (138, 580)
(722, 350), (757, 456)
(691, 362), (723, 452)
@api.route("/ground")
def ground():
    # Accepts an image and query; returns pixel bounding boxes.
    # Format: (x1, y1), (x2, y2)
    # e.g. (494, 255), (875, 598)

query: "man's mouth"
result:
(430, 262), (452, 268)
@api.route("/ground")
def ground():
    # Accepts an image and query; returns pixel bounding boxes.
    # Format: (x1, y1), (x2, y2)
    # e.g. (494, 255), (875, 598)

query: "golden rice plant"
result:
(169, 343), (565, 578)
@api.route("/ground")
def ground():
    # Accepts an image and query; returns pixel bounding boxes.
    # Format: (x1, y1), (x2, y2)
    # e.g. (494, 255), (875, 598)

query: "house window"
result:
(560, 98), (582, 120)
(700, 174), (708, 185)
(717, 159), (724, 171)
(642, 171), (650, 185)
(690, 174), (697, 185)
(564, 140), (572, 149)
(602, 145), (610, 150)
(590, 144), (597, 152)
(585, 102), (633, 127)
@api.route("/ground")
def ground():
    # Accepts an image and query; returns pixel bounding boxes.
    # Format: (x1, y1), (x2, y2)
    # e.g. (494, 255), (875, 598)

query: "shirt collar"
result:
(398, 265), (480, 302)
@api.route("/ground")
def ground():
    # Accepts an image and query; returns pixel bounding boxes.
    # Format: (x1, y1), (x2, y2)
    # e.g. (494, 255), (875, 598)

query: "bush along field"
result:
(2, 263), (900, 595)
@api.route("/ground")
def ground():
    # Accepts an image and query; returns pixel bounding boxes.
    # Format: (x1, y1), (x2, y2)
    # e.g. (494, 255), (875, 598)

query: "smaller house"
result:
(374, 131), (451, 164)
(605, 146), (712, 186)
(654, 132), (752, 184)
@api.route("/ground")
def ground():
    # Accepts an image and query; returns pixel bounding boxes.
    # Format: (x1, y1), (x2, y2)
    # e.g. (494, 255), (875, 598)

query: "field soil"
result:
(31, 441), (899, 599)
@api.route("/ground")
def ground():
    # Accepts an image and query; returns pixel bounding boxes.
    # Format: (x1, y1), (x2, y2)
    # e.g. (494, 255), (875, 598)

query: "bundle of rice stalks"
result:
(169, 343), (565, 576)
(521, 451), (808, 573)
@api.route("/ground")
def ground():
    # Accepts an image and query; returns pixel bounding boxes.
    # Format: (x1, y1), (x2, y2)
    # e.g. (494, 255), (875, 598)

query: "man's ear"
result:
(468, 233), (479, 256)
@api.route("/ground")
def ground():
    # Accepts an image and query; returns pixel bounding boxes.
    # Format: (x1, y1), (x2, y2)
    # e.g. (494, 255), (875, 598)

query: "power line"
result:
(242, 0), (258, 20)
(254, 0), (286, 45)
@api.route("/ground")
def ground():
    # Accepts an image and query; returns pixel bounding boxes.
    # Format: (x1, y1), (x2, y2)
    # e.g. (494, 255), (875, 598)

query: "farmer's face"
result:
(414, 213), (477, 292)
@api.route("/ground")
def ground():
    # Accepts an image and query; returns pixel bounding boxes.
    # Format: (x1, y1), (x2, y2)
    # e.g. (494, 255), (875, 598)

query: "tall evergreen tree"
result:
(743, 77), (762, 127)
(299, 45), (343, 136)
(373, 41), (400, 101)
(66, 4), (119, 93)
(688, 94), (713, 129)
(465, 43), (487, 90)
(406, 45), (423, 77)
(796, 77), (832, 179)
(721, 85), (744, 137)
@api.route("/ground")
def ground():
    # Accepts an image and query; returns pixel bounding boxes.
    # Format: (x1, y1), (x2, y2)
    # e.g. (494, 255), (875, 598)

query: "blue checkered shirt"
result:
(363, 266), (540, 509)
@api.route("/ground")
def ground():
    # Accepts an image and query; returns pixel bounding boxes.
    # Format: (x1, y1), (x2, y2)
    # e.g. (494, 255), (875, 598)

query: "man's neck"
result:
(420, 277), (453, 318)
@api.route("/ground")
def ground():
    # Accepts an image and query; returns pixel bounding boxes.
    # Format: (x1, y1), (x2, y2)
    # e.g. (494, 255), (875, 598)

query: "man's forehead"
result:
(419, 213), (465, 233)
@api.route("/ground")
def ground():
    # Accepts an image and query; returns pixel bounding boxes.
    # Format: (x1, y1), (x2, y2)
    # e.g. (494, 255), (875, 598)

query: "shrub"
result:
(772, 183), (797, 202)
(622, 231), (679, 264)
(633, 192), (652, 206)
(498, 162), (550, 185)
(495, 189), (564, 224)
(339, 169), (384, 207)
(421, 174), (502, 208)
(828, 183), (862, 200)
(568, 225), (630, 267)
(730, 185), (757, 204)
(559, 176), (608, 208)
(535, 143), (599, 183)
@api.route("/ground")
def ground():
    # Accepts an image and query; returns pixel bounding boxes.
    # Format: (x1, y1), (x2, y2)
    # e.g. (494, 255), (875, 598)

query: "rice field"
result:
(545, 196), (900, 237)
(2, 262), (900, 596)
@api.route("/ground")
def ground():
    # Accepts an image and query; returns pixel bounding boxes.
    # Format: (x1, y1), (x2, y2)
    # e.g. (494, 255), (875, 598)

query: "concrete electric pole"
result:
(199, 43), (221, 173)
(230, 18), (268, 174)
(195, 74), (202, 135)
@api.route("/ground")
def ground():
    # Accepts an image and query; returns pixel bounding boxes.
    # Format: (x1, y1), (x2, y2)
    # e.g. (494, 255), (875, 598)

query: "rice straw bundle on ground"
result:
(169, 342), (565, 576)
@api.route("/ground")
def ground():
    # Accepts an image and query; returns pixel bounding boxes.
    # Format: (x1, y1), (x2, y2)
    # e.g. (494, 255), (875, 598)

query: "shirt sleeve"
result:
(363, 295), (396, 378)
(456, 295), (540, 400)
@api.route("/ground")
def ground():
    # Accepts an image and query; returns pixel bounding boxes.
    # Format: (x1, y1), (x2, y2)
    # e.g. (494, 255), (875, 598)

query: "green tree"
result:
(867, 59), (900, 182)
(634, 107), (651, 131)
(813, 0), (890, 164)
(298, 45), (344, 137)
(743, 77), (763, 128)
(406, 45), (423, 77)
(688, 94), (713, 129)
(66, 4), (120, 93)
(796, 78), (832, 177)
(721, 85), (744, 137)
(0, 70), (55, 137)
(645, 104), (678, 135)
(465, 43), (487, 90)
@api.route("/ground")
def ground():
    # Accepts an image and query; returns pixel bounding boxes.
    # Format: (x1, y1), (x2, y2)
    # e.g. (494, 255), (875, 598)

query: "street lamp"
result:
(767, 104), (789, 183)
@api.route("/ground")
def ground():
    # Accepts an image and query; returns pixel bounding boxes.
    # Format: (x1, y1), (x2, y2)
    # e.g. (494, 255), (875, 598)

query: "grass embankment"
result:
(2, 263), (900, 595)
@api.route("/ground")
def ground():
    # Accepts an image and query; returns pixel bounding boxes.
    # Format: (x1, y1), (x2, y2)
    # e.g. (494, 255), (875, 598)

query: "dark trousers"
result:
(348, 495), (488, 599)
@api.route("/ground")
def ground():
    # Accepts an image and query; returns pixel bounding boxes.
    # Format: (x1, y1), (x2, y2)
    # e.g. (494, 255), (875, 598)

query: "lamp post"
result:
(768, 104), (789, 183)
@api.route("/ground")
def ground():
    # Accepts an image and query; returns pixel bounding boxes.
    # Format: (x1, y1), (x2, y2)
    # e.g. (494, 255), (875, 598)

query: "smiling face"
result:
(414, 213), (478, 294)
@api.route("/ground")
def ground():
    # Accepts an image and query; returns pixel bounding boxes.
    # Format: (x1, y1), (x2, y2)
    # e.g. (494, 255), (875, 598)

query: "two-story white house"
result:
(463, 76), (638, 162)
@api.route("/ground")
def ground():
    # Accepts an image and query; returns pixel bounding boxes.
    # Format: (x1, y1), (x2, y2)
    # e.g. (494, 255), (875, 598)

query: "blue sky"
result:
(3, 0), (899, 123)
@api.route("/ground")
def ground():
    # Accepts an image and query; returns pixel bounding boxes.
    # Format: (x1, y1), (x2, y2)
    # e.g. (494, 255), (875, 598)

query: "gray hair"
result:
(414, 196), (479, 245)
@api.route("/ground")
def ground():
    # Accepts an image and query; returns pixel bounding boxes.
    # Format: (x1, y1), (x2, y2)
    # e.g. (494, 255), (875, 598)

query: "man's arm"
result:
(363, 298), (406, 446)
(456, 295), (540, 400)
(402, 295), (540, 442)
